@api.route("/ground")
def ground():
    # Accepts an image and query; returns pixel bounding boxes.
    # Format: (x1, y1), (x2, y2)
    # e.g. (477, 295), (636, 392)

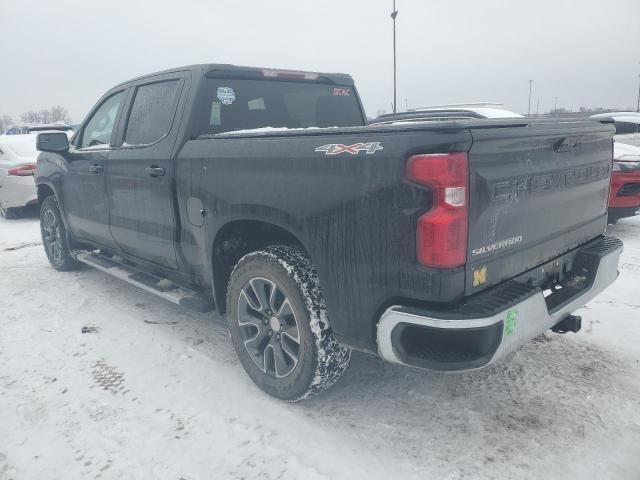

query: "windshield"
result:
(194, 78), (364, 136)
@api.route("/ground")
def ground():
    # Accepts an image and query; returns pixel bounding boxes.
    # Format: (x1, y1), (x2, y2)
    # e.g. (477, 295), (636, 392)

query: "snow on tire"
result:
(226, 245), (351, 401)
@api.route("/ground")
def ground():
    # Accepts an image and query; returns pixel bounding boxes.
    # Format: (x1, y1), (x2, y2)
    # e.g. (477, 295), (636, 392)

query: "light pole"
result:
(528, 80), (533, 115)
(404, 98), (408, 111)
(391, 1), (399, 113)
(636, 73), (639, 112)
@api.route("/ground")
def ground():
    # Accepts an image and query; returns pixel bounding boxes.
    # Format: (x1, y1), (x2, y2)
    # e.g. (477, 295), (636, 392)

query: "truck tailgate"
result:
(466, 120), (613, 295)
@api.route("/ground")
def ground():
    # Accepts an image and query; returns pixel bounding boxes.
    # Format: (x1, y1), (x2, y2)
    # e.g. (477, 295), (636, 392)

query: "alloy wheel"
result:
(42, 209), (62, 263)
(237, 277), (301, 378)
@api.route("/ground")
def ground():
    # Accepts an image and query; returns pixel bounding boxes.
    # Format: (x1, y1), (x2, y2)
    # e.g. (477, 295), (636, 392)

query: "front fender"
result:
(36, 151), (72, 236)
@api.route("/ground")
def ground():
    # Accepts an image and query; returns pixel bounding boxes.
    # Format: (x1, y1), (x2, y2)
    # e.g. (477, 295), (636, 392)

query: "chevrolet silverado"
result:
(35, 64), (622, 401)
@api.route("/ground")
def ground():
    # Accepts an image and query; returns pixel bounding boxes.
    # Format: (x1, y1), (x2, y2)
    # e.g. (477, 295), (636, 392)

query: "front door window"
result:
(80, 92), (124, 148)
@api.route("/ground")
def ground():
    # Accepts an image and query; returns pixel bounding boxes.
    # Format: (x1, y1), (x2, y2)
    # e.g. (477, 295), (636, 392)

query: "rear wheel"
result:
(226, 245), (351, 401)
(40, 196), (80, 271)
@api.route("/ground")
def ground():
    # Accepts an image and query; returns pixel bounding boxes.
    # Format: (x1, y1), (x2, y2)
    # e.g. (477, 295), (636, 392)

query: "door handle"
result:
(89, 164), (104, 174)
(145, 166), (166, 177)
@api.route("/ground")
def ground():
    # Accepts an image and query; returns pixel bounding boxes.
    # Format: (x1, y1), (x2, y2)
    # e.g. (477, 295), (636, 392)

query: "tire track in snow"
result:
(619, 262), (640, 274)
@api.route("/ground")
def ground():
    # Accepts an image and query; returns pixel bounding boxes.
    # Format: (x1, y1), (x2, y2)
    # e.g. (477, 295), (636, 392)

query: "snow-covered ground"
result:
(1, 214), (639, 480)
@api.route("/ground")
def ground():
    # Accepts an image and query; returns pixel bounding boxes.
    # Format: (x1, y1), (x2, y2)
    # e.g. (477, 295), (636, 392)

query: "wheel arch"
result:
(37, 182), (76, 247)
(37, 183), (56, 202)
(211, 219), (311, 315)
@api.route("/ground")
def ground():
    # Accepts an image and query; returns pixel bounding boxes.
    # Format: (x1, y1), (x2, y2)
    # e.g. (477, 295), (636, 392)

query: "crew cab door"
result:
(106, 74), (186, 269)
(63, 90), (126, 247)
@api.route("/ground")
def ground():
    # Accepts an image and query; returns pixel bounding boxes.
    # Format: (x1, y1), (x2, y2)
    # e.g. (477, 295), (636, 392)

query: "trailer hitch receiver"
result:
(551, 315), (582, 334)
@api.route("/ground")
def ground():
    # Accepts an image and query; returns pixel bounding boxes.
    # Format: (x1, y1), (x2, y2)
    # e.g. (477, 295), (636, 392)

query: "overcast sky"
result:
(1, 0), (639, 122)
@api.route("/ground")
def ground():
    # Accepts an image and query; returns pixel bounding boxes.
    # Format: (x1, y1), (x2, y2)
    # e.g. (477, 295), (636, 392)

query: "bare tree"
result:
(0, 115), (14, 133)
(20, 111), (39, 123)
(39, 109), (51, 124)
(49, 105), (71, 123)
(20, 110), (43, 123)
(18, 106), (72, 125)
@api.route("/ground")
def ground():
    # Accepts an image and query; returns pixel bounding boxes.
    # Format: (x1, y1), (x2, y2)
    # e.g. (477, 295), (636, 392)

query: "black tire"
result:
(226, 245), (351, 401)
(40, 195), (80, 271)
(0, 206), (21, 219)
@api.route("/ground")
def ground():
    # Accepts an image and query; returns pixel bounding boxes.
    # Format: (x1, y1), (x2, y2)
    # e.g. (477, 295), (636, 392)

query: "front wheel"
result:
(226, 245), (351, 401)
(40, 196), (80, 271)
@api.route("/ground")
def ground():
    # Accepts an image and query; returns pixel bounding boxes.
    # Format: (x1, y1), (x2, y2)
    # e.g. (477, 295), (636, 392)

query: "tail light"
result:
(7, 163), (37, 176)
(406, 153), (469, 268)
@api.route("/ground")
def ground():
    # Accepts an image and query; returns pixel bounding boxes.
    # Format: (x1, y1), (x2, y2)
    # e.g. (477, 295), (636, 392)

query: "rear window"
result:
(194, 79), (364, 136)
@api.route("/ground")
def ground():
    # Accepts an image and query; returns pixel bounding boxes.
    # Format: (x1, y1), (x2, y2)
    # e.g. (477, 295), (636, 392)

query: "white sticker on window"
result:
(209, 102), (221, 126)
(217, 87), (236, 105)
(248, 98), (266, 110)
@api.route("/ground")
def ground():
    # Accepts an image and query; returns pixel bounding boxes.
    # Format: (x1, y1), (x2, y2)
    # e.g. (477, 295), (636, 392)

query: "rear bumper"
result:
(0, 174), (37, 209)
(377, 236), (623, 372)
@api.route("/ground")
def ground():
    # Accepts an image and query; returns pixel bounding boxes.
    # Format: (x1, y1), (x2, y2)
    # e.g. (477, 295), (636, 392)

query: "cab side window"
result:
(80, 91), (124, 149)
(124, 80), (179, 146)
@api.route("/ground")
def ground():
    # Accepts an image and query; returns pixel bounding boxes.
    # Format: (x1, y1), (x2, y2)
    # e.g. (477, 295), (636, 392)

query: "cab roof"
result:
(114, 63), (355, 89)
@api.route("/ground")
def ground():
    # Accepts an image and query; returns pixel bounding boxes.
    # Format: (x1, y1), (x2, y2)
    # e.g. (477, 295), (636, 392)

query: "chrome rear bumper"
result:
(377, 237), (622, 372)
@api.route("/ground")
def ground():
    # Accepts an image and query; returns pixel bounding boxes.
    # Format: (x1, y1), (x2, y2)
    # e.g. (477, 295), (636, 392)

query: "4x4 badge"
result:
(315, 142), (383, 155)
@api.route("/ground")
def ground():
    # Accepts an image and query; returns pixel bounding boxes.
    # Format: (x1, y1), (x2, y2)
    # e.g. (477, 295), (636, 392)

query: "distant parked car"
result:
(3, 124), (31, 135)
(0, 127), (74, 218)
(3, 123), (74, 136)
(369, 103), (523, 125)
(0, 136), (38, 218)
(590, 112), (640, 148)
(608, 142), (640, 223)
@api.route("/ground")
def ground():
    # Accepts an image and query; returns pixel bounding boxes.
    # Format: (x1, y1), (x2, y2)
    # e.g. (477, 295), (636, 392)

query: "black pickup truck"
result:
(35, 64), (622, 401)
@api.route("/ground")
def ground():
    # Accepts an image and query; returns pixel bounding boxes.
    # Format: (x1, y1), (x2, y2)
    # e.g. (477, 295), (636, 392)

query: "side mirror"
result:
(36, 132), (69, 153)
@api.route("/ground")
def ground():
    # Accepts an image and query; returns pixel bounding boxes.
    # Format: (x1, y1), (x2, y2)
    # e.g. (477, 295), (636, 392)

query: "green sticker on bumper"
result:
(505, 309), (518, 336)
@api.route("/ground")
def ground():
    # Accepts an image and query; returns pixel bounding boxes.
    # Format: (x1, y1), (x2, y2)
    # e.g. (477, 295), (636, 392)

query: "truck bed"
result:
(178, 117), (614, 352)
